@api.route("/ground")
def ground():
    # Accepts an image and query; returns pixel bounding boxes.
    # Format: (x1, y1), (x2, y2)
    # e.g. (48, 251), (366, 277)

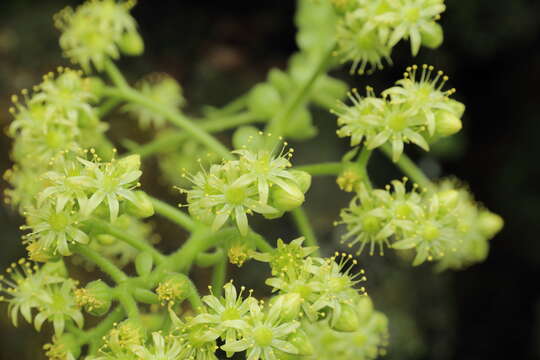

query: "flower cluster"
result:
(338, 179), (503, 268)
(0, 260), (83, 336)
(333, 0), (446, 73)
(182, 144), (311, 235)
(335, 65), (464, 161)
(54, 0), (143, 72)
(5, 67), (152, 261)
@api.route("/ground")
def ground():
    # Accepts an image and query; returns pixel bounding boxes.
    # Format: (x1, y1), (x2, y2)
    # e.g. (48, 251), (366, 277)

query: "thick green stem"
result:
(265, 44), (335, 143)
(115, 287), (140, 322)
(251, 232), (274, 253)
(380, 144), (434, 190)
(128, 113), (262, 158)
(291, 207), (320, 256)
(86, 218), (166, 264)
(295, 162), (343, 176)
(149, 196), (198, 232)
(357, 147), (373, 190)
(103, 60), (232, 160)
(195, 248), (225, 267)
(211, 250), (227, 297)
(71, 244), (128, 283)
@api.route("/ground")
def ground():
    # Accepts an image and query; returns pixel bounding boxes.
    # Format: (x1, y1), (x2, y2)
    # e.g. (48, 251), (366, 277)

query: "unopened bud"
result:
(119, 32), (144, 56)
(333, 303), (360, 332)
(287, 329), (314, 356)
(289, 170), (312, 193)
(271, 183), (305, 212)
(435, 110), (462, 137)
(125, 191), (154, 218)
(477, 211), (504, 239)
(420, 22), (443, 49)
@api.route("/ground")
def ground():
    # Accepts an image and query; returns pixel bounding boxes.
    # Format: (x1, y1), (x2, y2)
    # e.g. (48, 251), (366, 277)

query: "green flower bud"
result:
(125, 191), (154, 218)
(135, 251), (154, 276)
(284, 107), (317, 140)
(75, 280), (112, 316)
(270, 182), (305, 212)
(447, 99), (466, 118)
(156, 273), (190, 306)
(232, 126), (265, 151)
(289, 169), (312, 193)
(117, 154), (141, 174)
(96, 233), (117, 245)
(332, 303), (360, 332)
(420, 22), (444, 49)
(271, 293), (302, 322)
(287, 329), (314, 356)
(247, 83), (282, 118)
(330, 0), (358, 14)
(438, 189), (460, 210)
(86, 76), (105, 97)
(268, 69), (292, 94)
(42, 260), (69, 278)
(477, 211), (504, 239)
(262, 209), (285, 220)
(356, 296), (374, 322)
(119, 31), (144, 56)
(435, 110), (462, 137)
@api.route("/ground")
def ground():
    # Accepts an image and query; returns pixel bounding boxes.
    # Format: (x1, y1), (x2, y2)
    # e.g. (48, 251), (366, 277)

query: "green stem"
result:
(295, 162), (343, 176)
(71, 244), (128, 283)
(251, 232), (274, 253)
(149, 196), (198, 232)
(380, 144), (434, 190)
(357, 147), (373, 190)
(80, 306), (124, 347)
(265, 44), (335, 143)
(105, 86), (233, 160)
(128, 113), (262, 158)
(104, 60), (130, 90)
(210, 250), (227, 296)
(86, 218), (166, 264)
(103, 60), (232, 160)
(291, 207), (320, 256)
(195, 248), (225, 267)
(115, 288), (140, 322)
(167, 228), (237, 273)
(98, 97), (122, 117)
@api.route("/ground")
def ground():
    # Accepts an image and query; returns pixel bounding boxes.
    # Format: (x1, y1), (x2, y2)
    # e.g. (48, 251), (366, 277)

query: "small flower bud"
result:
(125, 191), (155, 218)
(41, 260), (69, 278)
(438, 189), (460, 210)
(232, 126), (265, 151)
(289, 170), (312, 193)
(337, 169), (362, 193)
(268, 69), (292, 94)
(96, 234), (117, 245)
(435, 110), (462, 137)
(332, 303), (361, 332)
(119, 32), (144, 56)
(247, 83), (282, 118)
(477, 211), (504, 239)
(270, 182), (305, 212)
(355, 296), (374, 322)
(420, 22), (444, 49)
(155, 273), (190, 306)
(271, 293), (302, 322)
(287, 329), (314, 356)
(262, 209), (285, 220)
(75, 280), (112, 316)
(284, 107), (317, 140)
(117, 154), (141, 174)
(86, 76), (105, 97)
(135, 252), (154, 276)
(447, 99), (466, 118)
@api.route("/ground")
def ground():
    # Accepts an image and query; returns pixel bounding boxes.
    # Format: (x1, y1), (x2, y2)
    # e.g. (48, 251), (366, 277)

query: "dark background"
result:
(0, 0), (539, 359)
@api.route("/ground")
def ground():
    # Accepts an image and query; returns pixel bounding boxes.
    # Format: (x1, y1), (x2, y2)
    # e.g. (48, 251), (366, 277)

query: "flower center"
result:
(404, 7), (421, 22)
(362, 215), (380, 233)
(422, 223), (440, 241)
(225, 185), (247, 205)
(49, 213), (70, 231)
(253, 326), (273, 347)
(221, 307), (241, 321)
(388, 113), (407, 131)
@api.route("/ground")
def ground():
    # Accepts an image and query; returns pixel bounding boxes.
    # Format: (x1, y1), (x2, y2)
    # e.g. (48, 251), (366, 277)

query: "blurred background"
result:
(0, 0), (539, 359)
